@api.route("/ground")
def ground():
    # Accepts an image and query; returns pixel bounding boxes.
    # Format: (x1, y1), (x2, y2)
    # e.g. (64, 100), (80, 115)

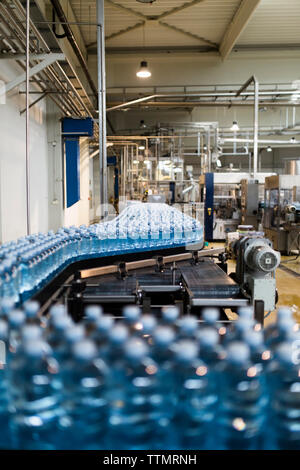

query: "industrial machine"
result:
(31, 234), (280, 327)
(199, 172), (272, 241)
(230, 235), (280, 312)
(264, 174), (300, 254)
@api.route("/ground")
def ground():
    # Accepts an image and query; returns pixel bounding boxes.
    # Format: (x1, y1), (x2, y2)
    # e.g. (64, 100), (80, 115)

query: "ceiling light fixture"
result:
(137, 0), (156, 3)
(231, 121), (239, 132)
(136, 61), (151, 79)
(138, 145), (145, 150)
(267, 146), (272, 152)
(291, 137), (296, 144)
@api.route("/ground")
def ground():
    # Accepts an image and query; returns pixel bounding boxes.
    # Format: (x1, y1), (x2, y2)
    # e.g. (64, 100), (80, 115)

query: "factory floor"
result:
(208, 242), (300, 326)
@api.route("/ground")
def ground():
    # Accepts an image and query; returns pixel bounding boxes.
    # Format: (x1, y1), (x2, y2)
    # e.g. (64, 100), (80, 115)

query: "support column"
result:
(25, 0), (30, 235)
(97, 0), (108, 218)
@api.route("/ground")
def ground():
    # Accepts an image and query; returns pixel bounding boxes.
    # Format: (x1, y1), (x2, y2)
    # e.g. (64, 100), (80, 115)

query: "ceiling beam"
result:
(106, 21), (145, 41)
(157, 0), (207, 20)
(159, 21), (218, 48)
(105, 0), (147, 20)
(219, 0), (262, 59)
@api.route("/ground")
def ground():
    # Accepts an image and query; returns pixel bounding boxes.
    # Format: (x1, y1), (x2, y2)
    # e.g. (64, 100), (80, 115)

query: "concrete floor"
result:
(208, 243), (300, 326)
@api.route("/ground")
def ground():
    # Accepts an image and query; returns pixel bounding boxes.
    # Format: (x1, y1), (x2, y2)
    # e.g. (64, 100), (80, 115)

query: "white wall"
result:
(0, 60), (49, 243)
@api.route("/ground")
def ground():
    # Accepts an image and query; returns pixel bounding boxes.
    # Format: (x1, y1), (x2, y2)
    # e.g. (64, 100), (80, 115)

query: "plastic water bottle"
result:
(0, 320), (10, 449)
(139, 314), (157, 339)
(23, 300), (40, 325)
(9, 339), (64, 449)
(152, 326), (176, 365)
(161, 305), (180, 326)
(47, 314), (73, 361)
(122, 305), (141, 327)
(103, 324), (129, 363)
(84, 305), (103, 331)
(90, 315), (115, 350)
(7, 309), (26, 358)
(197, 327), (224, 367)
(265, 342), (300, 450)
(238, 307), (254, 320)
(243, 330), (271, 371)
(177, 315), (198, 340)
(107, 337), (176, 450)
(266, 317), (298, 350)
(216, 342), (267, 450)
(61, 339), (108, 449)
(224, 318), (255, 344)
(173, 340), (218, 450)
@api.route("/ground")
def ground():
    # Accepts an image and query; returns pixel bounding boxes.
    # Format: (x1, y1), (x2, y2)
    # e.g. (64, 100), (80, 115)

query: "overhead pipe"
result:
(49, 0), (98, 102)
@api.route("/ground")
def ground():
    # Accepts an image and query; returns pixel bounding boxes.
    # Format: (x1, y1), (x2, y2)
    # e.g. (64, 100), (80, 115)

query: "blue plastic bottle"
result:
(173, 340), (218, 450)
(216, 342), (267, 450)
(9, 339), (64, 450)
(0, 320), (10, 449)
(197, 326), (224, 367)
(161, 305), (180, 326)
(265, 342), (300, 450)
(61, 339), (108, 449)
(177, 315), (198, 340)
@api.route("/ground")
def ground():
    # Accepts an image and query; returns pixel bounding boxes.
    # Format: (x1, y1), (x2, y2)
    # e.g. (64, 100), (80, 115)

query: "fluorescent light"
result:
(291, 137), (296, 144)
(267, 146), (272, 152)
(133, 160), (139, 165)
(136, 61), (151, 78)
(216, 159), (222, 167)
(231, 121), (239, 132)
(138, 145), (145, 150)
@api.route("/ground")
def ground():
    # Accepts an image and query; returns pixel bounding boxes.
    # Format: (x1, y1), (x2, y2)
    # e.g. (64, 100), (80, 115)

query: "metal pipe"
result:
(253, 76), (259, 178)
(97, 0), (108, 217)
(25, 0), (30, 235)
(49, 0), (98, 102)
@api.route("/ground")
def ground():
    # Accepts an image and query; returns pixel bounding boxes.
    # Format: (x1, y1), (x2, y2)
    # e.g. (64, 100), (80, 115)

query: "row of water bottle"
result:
(0, 203), (203, 304)
(0, 300), (299, 450)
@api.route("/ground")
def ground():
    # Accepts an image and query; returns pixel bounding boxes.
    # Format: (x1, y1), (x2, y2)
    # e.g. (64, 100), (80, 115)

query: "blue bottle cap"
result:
(178, 316), (198, 334)
(49, 304), (67, 319)
(52, 314), (73, 331)
(174, 340), (198, 362)
(22, 325), (43, 341)
(123, 305), (141, 323)
(140, 314), (157, 334)
(8, 309), (26, 327)
(277, 307), (292, 321)
(235, 318), (254, 332)
(85, 305), (103, 322)
(1, 298), (15, 315)
(278, 317), (295, 332)
(243, 330), (264, 348)
(24, 300), (40, 318)
(162, 306), (180, 323)
(73, 339), (97, 361)
(226, 342), (250, 364)
(275, 343), (294, 364)
(153, 326), (175, 346)
(202, 308), (219, 323)
(96, 315), (114, 332)
(24, 339), (50, 358)
(64, 325), (85, 343)
(238, 307), (254, 319)
(198, 327), (219, 347)
(109, 325), (129, 344)
(124, 338), (148, 360)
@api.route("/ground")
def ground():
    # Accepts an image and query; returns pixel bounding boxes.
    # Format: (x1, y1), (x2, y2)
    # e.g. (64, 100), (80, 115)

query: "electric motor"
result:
(245, 244), (280, 273)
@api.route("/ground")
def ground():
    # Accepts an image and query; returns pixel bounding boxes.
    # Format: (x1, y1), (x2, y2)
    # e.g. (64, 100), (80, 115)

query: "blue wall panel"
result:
(65, 139), (80, 208)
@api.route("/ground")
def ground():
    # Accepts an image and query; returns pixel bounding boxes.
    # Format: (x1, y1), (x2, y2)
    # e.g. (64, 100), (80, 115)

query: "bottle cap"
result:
(226, 342), (250, 364)
(277, 307), (292, 321)
(153, 326), (175, 346)
(24, 339), (50, 358)
(24, 301), (40, 318)
(22, 325), (42, 341)
(238, 307), (254, 320)
(276, 342), (294, 364)
(52, 315), (73, 331)
(235, 318), (254, 332)
(1, 298), (15, 316)
(123, 305), (141, 323)
(85, 305), (103, 322)
(178, 316), (198, 334)
(140, 315), (157, 334)
(174, 340), (198, 362)
(198, 327), (219, 348)
(49, 304), (67, 320)
(109, 325), (129, 344)
(8, 309), (26, 327)
(65, 325), (85, 343)
(73, 340), (97, 361)
(124, 338), (148, 360)
(162, 306), (180, 323)
(243, 330), (264, 349)
(202, 308), (219, 323)
(96, 315), (114, 333)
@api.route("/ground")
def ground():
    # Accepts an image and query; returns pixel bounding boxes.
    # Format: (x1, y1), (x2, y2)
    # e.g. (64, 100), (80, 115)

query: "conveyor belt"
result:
(180, 261), (240, 298)
(84, 277), (137, 303)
